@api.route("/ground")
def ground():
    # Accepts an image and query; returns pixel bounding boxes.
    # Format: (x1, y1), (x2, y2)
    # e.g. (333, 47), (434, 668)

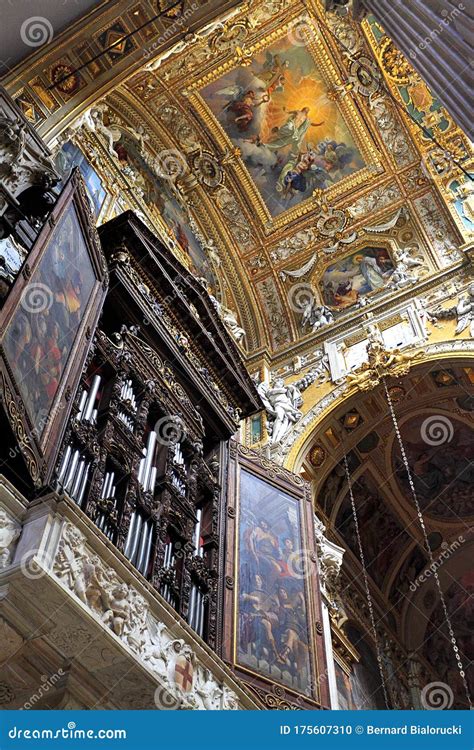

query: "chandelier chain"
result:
(383, 378), (472, 709)
(342, 452), (390, 709)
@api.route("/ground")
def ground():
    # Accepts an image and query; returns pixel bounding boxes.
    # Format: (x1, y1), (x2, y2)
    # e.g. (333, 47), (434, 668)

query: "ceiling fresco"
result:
(197, 29), (366, 218)
(319, 244), (395, 311)
(19, 0), (470, 361)
(113, 3), (470, 358)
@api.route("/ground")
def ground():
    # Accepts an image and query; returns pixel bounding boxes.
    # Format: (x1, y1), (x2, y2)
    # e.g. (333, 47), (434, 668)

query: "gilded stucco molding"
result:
(280, 338), (474, 471)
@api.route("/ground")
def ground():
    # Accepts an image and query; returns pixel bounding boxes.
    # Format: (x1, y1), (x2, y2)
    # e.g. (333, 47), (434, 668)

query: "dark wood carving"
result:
(40, 210), (261, 653)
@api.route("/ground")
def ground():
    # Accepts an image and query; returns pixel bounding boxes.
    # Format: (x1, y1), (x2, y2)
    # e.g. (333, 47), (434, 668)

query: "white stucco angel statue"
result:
(390, 247), (424, 289)
(455, 281), (474, 337)
(257, 378), (303, 443)
(301, 299), (334, 332)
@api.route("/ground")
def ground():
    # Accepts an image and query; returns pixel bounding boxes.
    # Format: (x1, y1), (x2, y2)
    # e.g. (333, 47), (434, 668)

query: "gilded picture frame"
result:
(223, 442), (329, 708)
(1, 168), (108, 487)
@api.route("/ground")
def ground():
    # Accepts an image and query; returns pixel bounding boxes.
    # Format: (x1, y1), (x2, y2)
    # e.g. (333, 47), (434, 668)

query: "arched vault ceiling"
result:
(110, 4), (470, 359)
(14, 0), (471, 359)
(301, 362), (473, 633)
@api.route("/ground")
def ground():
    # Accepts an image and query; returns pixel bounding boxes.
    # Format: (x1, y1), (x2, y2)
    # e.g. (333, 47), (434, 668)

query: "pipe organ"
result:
(39, 211), (261, 651)
(43, 212), (258, 646)
(52, 325), (222, 643)
(0, 86), (336, 709)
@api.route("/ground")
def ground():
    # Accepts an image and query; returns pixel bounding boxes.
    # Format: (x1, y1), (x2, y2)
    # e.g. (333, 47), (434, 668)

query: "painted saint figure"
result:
(264, 108), (324, 153)
(356, 253), (387, 290)
(219, 88), (265, 132)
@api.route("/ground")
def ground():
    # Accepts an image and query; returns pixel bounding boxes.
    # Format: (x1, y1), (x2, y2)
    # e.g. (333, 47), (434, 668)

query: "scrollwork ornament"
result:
(2, 374), (40, 484)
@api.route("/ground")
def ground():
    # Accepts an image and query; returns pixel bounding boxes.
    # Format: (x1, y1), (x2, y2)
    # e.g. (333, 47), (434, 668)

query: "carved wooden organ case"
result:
(50, 211), (260, 651)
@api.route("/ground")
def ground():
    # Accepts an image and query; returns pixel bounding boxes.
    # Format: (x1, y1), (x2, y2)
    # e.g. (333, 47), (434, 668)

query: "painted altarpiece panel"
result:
(0, 169), (108, 487)
(223, 443), (329, 709)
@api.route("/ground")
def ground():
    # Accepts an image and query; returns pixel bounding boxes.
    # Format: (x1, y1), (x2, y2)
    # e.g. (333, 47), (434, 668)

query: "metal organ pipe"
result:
(142, 522), (153, 575)
(128, 513), (143, 564)
(108, 472), (115, 497)
(76, 389), (87, 421)
(124, 511), (137, 559)
(70, 459), (86, 499)
(64, 449), (79, 492)
(148, 466), (157, 494)
(75, 465), (90, 508)
(101, 471), (115, 499)
(197, 591), (203, 637)
(193, 509), (202, 555)
(136, 519), (151, 574)
(137, 449), (146, 484)
(141, 430), (157, 490)
(83, 375), (101, 422)
(57, 446), (71, 482)
(188, 585), (196, 627)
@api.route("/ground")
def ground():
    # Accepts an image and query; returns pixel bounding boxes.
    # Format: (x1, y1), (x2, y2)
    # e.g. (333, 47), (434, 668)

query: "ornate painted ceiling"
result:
(8, 0), (472, 365)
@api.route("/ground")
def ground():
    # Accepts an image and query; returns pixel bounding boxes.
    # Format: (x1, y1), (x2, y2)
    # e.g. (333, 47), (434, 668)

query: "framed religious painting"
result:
(0, 168), (108, 487)
(222, 442), (329, 709)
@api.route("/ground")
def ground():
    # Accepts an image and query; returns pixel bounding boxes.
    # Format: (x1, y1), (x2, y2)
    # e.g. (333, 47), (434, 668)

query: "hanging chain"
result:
(342, 452), (391, 709)
(383, 378), (472, 709)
